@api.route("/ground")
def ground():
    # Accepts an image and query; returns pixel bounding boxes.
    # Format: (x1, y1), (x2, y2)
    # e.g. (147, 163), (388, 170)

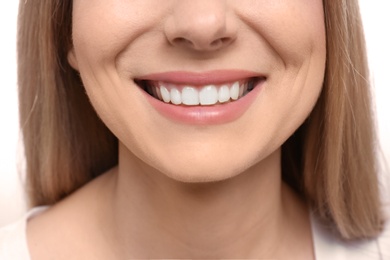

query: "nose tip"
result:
(164, 1), (237, 52)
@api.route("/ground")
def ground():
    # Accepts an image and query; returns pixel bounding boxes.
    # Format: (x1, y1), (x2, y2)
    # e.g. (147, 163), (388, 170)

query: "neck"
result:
(105, 143), (311, 258)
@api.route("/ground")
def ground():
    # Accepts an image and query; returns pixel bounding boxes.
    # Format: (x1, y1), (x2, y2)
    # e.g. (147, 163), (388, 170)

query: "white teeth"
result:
(156, 87), (163, 101)
(182, 86), (200, 105)
(239, 83), (244, 97)
(218, 85), (230, 103)
(151, 86), (159, 100)
(230, 82), (240, 100)
(160, 86), (171, 103)
(170, 88), (182, 105)
(199, 85), (218, 105)
(152, 80), (254, 106)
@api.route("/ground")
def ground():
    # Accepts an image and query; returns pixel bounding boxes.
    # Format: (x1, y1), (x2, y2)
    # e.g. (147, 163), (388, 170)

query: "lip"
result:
(135, 70), (266, 125)
(136, 70), (265, 85)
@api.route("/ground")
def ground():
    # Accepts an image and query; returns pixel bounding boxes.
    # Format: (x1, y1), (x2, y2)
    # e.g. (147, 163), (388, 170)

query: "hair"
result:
(18, 0), (383, 240)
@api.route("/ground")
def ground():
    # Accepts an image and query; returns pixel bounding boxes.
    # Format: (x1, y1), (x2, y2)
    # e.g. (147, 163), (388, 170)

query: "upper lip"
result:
(134, 70), (267, 86)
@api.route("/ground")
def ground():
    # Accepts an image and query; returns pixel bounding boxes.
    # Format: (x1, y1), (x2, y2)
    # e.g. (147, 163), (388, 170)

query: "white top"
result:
(0, 207), (389, 259)
(311, 213), (390, 260)
(0, 207), (46, 260)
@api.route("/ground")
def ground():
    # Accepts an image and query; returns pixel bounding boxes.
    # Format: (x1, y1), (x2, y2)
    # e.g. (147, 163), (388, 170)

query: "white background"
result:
(0, 2), (389, 226)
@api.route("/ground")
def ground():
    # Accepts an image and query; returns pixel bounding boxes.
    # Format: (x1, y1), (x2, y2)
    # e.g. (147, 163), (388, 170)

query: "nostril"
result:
(173, 37), (193, 47)
(210, 39), (222, 48)
(174, 37), (187, 44)
(210, 37), (231, 48)
(172, 36), (233, 51)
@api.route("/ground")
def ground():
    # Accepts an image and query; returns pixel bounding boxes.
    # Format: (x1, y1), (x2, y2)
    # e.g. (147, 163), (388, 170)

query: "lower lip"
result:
(141, 81), (264, 125)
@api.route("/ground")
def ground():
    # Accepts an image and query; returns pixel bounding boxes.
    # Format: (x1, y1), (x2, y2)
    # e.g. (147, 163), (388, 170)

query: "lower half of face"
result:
(69, 0), (326, 182)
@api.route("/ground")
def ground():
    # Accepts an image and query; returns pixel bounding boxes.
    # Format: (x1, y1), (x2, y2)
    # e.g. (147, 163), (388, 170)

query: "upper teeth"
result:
(146, 80), (251, 106)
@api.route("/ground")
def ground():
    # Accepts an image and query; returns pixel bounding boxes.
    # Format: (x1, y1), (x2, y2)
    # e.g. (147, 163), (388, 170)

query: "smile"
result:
(134, 71), (266, 124)
(136, 78), (260, 106)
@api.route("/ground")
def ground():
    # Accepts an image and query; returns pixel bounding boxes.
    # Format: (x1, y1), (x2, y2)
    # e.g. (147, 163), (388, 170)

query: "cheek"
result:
(71, 0), (161, 67)
(247, 3), (326, 156)
(279, 13), (325, 70)
(260, 1), (326, 120)
(243, 0), (326, 64)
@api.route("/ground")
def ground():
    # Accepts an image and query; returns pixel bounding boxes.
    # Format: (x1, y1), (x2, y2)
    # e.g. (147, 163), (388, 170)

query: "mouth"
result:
(134, 77), (265, 106)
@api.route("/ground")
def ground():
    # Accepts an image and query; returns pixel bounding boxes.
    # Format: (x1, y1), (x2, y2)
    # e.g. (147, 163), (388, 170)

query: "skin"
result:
(27, 0), (326, 259)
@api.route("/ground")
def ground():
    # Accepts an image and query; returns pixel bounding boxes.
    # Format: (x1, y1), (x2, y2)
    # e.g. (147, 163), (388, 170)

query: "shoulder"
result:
(26, 171), (116, 259)
(0, 207), (48, 260)
(311, 213), (390, 260)
(378, 167), (390, 257)
(379, 171), (390, 259)
(312, 168), (390, 259)
(378, 219), (390, 258)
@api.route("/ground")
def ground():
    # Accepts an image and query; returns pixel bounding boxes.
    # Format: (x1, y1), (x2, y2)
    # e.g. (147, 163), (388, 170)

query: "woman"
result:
(1, 0), (389, 259)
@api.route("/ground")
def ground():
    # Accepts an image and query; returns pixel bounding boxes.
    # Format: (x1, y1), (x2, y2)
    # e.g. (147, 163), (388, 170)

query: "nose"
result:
(164, 1), (238, 52)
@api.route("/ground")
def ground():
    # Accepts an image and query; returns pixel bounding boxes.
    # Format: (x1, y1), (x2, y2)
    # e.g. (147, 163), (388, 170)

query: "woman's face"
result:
(69, 0), (326, 182)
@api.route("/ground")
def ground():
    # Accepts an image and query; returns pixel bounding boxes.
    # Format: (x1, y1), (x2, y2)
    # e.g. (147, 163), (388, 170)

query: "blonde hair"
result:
(18, 0), (383, 239)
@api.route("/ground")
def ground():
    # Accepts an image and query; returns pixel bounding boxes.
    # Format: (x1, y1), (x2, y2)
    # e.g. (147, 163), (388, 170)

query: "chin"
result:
(166, 169), (237, 183)
(155, 155), (251, 184)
